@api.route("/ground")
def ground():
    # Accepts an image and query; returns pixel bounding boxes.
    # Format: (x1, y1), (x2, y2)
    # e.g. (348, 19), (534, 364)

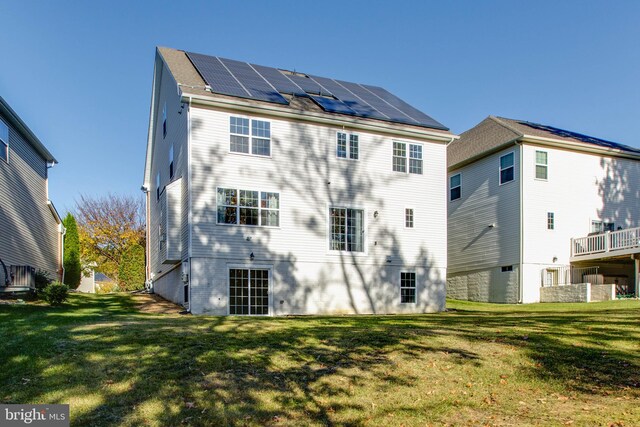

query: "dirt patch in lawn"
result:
(131, 293), (185, 314)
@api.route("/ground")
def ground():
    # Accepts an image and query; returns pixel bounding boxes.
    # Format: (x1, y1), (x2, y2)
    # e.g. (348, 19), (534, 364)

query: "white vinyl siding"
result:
(521, 143), (640, 302)
(448, 146), (521, 274)
(0, 111), (58, 279)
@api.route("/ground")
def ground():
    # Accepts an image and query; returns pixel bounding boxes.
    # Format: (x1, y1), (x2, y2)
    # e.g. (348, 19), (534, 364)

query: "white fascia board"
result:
(521, 135), (640, 161)
(184, 93), (458, 144)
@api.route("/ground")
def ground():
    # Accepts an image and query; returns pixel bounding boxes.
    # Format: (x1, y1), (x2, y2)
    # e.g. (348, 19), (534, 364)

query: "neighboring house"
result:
(447, 116), (640, 303)
(143, 47), (455, 315)
(0, 96), (64, 291)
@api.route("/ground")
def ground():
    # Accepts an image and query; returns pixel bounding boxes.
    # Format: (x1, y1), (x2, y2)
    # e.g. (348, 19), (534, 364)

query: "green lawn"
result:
(1, 295), (638, 426)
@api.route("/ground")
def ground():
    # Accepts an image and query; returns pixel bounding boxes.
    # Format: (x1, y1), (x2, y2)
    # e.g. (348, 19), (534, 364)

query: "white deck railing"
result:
(571, 226), (640, 257)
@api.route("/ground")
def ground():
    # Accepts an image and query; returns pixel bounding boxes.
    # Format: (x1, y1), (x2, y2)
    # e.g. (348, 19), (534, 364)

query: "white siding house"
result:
(143, 47), (455, 315)
(0, 96), (64, 290)
(448, 116), (640, 303)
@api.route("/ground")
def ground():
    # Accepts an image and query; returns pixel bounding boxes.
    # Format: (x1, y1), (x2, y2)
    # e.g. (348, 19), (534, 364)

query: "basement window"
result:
(501, 266), (513, 272)
(400, 272), (416, 303)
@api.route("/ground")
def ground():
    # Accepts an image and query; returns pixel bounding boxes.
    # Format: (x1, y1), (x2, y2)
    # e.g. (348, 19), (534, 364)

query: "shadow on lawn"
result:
(0, 296), (639, 425)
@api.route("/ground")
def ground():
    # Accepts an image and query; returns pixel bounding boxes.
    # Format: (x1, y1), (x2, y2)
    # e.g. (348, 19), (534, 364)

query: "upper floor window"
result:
(591, 220), (614, 234)
(400, 272), (416, 303)
(0, 118), (8, 163)
(547, 212), (554, 230)
(156, 172), (161, 201)
(217, 188), (279, 227)
(337, 132), (359, 160)
(393, 142), (422, 174)
(230, 116), (271, 156)
(162, 102), (167, 139)
(405, 208), (414, 228)
(169, 144), (174, 179)
(329, 207), (364, 252)
(500, 152), (514, 184)
(450, 173), (461, 201)
(536, 151), (548, 180)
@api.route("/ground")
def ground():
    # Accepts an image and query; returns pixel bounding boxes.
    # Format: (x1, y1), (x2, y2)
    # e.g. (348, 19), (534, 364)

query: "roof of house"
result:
(0, 96), (57, 163)
(157, 47), (450, 132)
(449, 115), (640, 168)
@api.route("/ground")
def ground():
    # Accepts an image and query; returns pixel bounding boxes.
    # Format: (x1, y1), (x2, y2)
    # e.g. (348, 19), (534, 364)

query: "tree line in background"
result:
(63, 194), (146, 292)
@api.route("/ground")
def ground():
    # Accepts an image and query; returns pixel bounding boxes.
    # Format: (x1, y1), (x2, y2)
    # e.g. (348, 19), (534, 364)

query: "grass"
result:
(0, 294), (639, 426)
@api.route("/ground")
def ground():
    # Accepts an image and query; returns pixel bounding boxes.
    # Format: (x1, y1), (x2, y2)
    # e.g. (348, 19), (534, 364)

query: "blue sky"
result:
(1, 1), (638, 213)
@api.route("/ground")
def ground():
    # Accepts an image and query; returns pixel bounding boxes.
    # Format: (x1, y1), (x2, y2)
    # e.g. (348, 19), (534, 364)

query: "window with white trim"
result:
(217, 188), (279, 226)
(336, 132), (359, 160)
(450, 173), (461, 201)
(230, 116), (271, 156)
(393, 141), (423, 174)
(536, 150), (548, 180)
(169, 144), (174, 179)
(329, 207), (364, 252)
(400, 272), (416, 303)
(162, 102), (167, 139)
(500, 152), (514, 184)
(547, 212), (554, 230)
(0, 118), (8, 163)
(405, 208), (414, 228)
(591, 220), (614, 233)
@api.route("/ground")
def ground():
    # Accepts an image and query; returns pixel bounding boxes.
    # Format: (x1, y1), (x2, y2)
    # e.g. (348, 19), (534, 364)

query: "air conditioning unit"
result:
(9, 265), (36, 288)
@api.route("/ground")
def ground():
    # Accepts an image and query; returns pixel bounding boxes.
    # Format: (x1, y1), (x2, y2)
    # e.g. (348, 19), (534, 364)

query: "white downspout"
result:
(518, 141), (524, 303)
(60, 224), (66, 284)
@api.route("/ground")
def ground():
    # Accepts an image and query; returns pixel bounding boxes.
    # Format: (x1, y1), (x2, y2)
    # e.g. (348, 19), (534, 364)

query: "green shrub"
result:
(118, 244), (146, 291)
(42, 282), (69, 305)
(96, 282), (119, 294)
(34, 269), (53, 292)
(63, 213), (82, 288)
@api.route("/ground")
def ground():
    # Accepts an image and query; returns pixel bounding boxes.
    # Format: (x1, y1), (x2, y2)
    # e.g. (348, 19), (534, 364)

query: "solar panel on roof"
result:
(185, 50), (449, 131)
(518, 122), (640, 154)
(310, 76), (388, 121)
(217, 58), (288, 105)
(252, 65), (306, 96)
(338, 81), (419, 125)
(362, 85), (448, 130)
(309, 96), (357, 115)
(285, 74), (330, 96)
(186, 52), (250, 99)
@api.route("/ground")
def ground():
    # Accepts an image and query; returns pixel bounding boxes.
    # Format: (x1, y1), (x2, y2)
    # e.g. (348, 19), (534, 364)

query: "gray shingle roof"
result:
(449, 116), (640, 168)
(157, 47), (452, 134)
